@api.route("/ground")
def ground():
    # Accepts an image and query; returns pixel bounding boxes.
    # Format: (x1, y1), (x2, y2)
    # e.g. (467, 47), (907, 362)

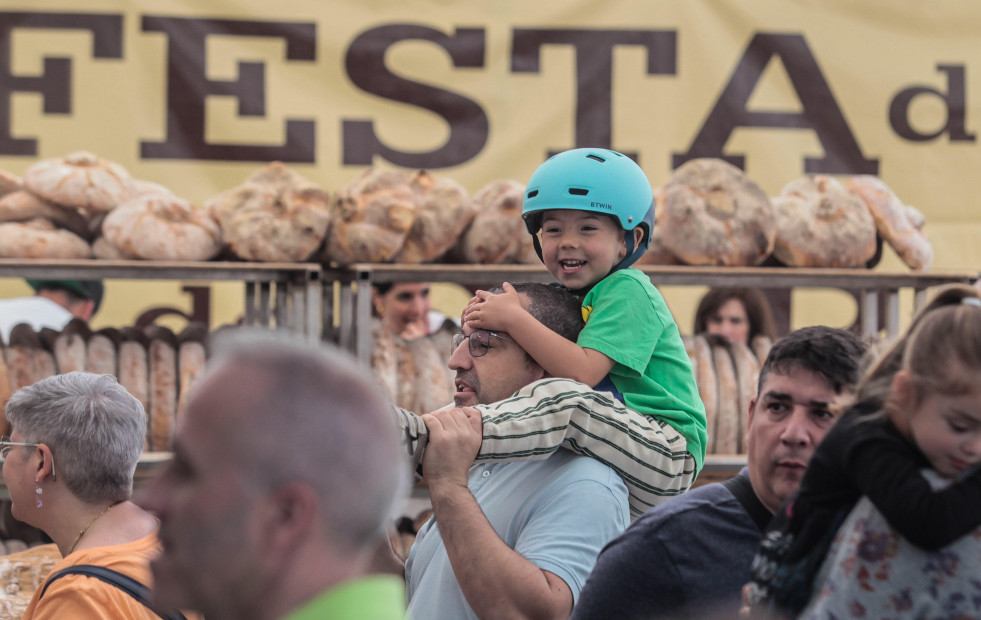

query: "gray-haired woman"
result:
(2, 372), (195, 619)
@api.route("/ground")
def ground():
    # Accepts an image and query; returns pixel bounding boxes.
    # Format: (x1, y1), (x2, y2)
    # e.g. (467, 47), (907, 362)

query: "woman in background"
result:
(371, 282), (458, 414)
(693, 288), (778, 346)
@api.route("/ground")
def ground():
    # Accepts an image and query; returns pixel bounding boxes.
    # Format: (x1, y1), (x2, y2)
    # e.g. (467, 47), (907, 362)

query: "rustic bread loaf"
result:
(660, 158), (776, 266)
(146, 326), (178, 451)
(0, 218), (91, 259)
(772, 175), (877, 268)
(456, 179), (526, 265)
(24, 151), (132, 213)
(394, 171), (475, 263)
(0, 168), (21, 198)
(210, 162), (332, 262)
(323, 168), (417, 265)
(102, 194), (222, 261)
(845, 175), (934, 271)
(0, 190), (90, 239)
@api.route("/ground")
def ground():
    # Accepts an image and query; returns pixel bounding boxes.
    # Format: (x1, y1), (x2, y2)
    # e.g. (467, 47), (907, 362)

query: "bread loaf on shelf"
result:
(0, 218), (92, 259)
(660, 158), (776, 267)
(455, 179), (527, 265)
(209, 161), (332, 263)
(323, 168), (418, 265)
(772, 175), (877, 268)
(101, 194), (222, 261)
(393, 171), (475, 264)
(846, 175), (934, 271)
(24, 151), (132, 214)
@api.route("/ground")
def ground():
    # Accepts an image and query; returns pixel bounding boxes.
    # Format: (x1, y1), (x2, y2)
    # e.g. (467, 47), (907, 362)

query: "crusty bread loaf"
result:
(102, 194), (222, 261)
(660, 158), (776, 266)
(456, 179), (526, 265)
(0, 342), (12, 436)
(683, 335), (718, 453)
(845, 175), (934, 271)
(177, 323), (208, 424)
(210, 162), (332, 262)
(118, 327), (151, 449)
(322, 168), (417, 265)
(772, 175), (877, 268)
(146, 326), (178, 451)
(86, 328), (119, 377)
(729, 341), (761, 454)
(52, 319), (89, 374)
(394, 171), (475, 263)
(0, 543), (62, 619)
(711, 338), (740, 454)
(0, 218), (91, 259)
(0, 168), (21, 198)
(402, 332), (456, 414)
(0, 190), (90, 239)
(750, 334), (773, 368)
(24, 150), (132, 213)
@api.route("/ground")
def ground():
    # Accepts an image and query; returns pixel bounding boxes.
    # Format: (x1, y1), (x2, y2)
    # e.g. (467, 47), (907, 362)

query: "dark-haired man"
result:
(571, 326), (868, 620)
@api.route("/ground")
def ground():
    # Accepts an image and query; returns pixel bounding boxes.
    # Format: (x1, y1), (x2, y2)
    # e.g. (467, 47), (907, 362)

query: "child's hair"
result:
(855, 284), (981, 416)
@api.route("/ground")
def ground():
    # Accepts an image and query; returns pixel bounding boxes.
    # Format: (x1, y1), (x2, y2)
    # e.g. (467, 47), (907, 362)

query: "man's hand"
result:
(421, 408), (483, 488)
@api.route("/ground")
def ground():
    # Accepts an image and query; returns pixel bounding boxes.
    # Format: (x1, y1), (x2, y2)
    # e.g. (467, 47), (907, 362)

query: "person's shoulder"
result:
(636, 482), (738, 525)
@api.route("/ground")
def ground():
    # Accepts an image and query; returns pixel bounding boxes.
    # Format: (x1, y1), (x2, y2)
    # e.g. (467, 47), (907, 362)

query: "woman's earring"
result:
(35, 480), (43, 508)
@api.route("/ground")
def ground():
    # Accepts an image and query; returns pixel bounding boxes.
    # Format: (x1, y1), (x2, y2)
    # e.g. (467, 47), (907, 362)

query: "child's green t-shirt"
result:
(577, 268), (707, 470)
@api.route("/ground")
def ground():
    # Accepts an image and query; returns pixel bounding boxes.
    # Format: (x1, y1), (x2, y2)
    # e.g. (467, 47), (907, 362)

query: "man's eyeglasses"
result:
(0, 437), (55, 478)
(452, 330), (514, 358)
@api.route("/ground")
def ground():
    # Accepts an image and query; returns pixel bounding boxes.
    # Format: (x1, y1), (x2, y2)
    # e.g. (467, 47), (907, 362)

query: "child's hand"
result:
(464, 282), (524, 332)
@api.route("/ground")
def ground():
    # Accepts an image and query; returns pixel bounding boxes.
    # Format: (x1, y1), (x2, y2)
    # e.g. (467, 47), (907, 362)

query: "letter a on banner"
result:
(673, 33), (878, 175)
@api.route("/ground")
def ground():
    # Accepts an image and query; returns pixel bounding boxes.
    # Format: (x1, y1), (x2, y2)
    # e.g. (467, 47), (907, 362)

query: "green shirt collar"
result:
(282, 575), (407, 620)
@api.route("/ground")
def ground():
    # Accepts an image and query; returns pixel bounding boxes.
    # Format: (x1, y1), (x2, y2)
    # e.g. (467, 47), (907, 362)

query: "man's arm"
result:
(422, 408), (574, 620)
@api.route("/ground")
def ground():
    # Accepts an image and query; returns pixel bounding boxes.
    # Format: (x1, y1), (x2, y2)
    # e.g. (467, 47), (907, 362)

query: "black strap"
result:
(723, 470), (774, 533)
(39, 564), (187, 620)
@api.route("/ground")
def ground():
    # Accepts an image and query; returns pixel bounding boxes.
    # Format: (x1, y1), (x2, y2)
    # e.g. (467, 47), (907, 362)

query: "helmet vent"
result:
(586, 154), (607, 163)
(568, 188), (589, 196)
(526, 190), (539, 198)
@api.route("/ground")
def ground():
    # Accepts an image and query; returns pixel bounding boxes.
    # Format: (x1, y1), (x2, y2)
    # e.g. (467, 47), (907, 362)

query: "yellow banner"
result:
(1, 1), (978, 329)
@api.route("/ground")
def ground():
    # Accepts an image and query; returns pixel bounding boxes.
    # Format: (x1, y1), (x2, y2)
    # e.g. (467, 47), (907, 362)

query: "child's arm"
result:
(847, 424), (981, 549)
(464, 283), (614, 386)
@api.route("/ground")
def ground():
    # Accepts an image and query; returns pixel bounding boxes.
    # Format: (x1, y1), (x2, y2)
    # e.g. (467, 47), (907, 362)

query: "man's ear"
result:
(256, 481), (320, 570)
(745, 397), (757, 448)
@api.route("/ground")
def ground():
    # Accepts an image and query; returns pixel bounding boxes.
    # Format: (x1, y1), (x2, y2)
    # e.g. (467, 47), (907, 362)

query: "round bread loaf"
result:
(660, 158), (776, 266)
(102, 194), (222, 261)
(0, 218), (91, 258)
(24, 150), (132, 213)
(845, 175), (934, 271)
(457, 179), (526, 265)
(394, 171), (475, 263)
(0, 168), (22, 198)
(210, 162), (331, 262)
(772, 175), (877, 268)
(0, 190), (90, 239)
(323, 168), (417, 265)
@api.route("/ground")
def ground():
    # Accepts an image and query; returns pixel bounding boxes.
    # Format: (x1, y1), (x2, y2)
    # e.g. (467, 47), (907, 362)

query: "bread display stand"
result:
(0, 258), (323, 342)
(326, 263), (978, 484)
(328, 263), (978, 364)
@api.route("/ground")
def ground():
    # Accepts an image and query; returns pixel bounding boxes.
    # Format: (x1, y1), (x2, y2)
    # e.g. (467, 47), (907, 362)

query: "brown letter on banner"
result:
(511, 29), (677, 162)
(140, 16), (316, 162)
(889, 64), (977, 143)
(342, 25), (487, 168)
(673, 33), (879, 175)
(0, 12), (122, 156)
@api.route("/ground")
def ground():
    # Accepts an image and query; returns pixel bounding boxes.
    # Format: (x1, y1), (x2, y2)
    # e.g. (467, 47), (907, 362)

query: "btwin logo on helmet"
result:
(590, 201), (613, 210)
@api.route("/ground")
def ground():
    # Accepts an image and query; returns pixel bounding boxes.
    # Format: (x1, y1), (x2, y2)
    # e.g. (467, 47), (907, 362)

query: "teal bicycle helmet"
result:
(522, 148), (655, 271)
